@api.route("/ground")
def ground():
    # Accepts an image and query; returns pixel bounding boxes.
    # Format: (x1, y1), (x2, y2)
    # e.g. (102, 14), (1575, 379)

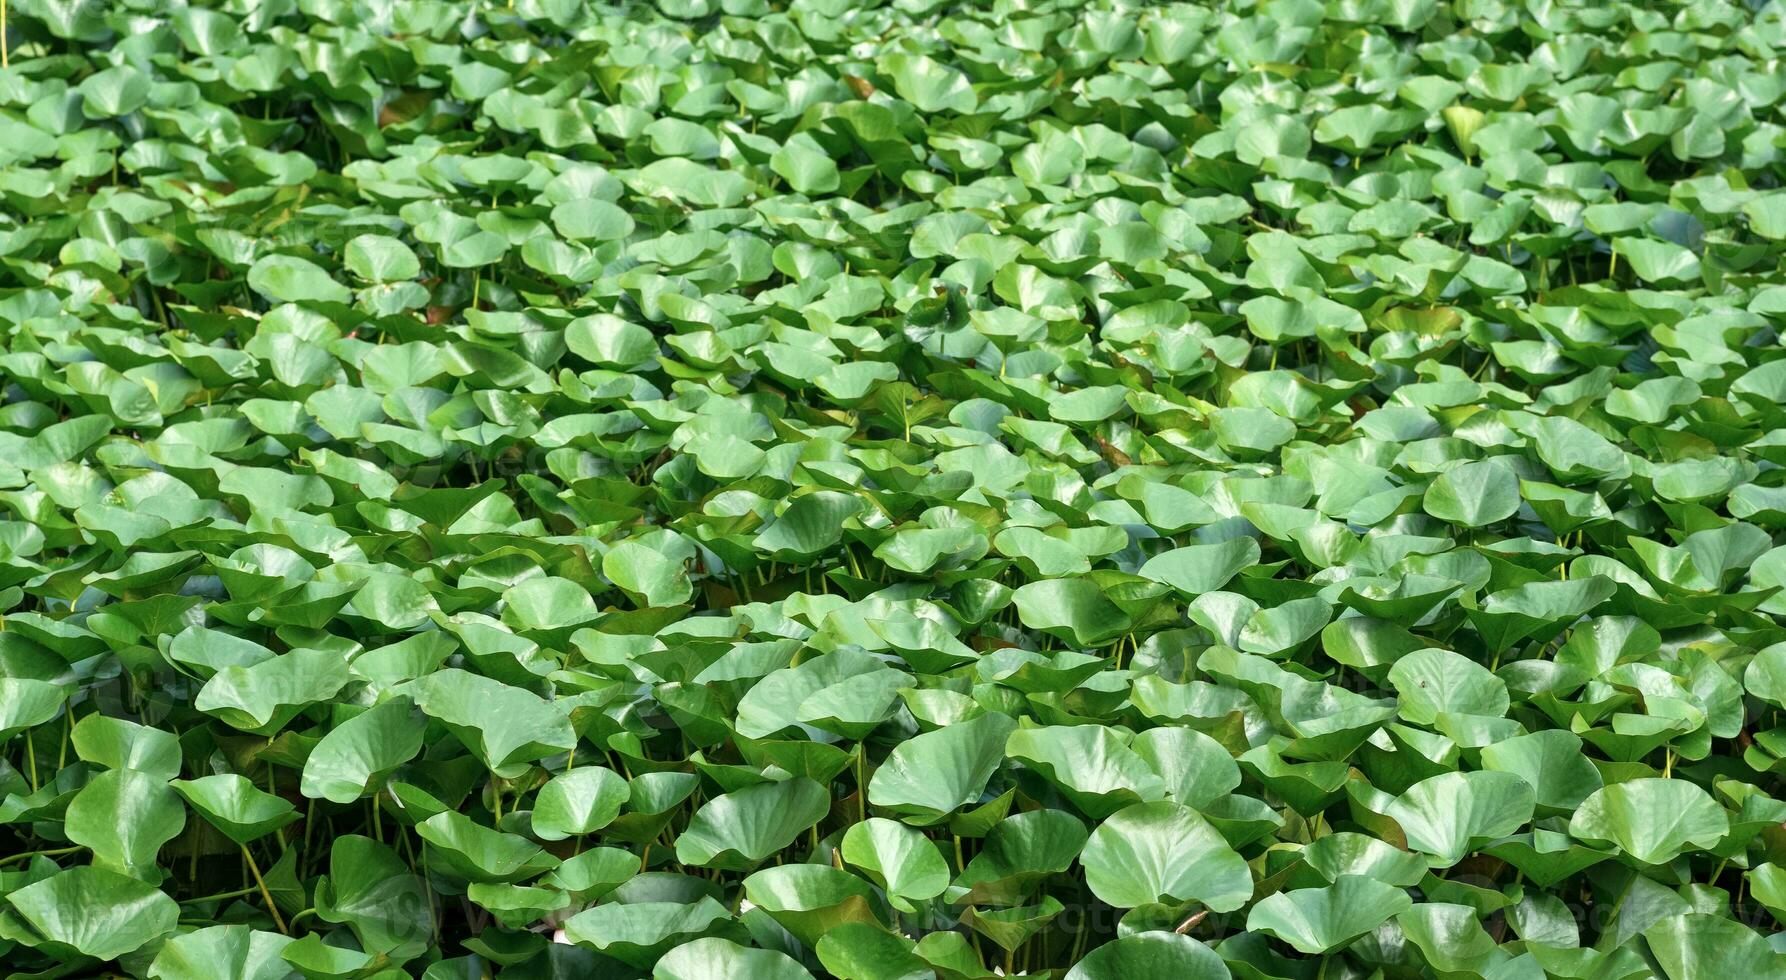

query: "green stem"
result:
(241, 845), (289, 935)
(422, 846), (440, 944)
(267, 764), (287, 852)
(182, 885), (259, 904)
(301, 798), (316, 870)
(0, 845), (81, 867)
(856, 746), (869, 823)
(1069, 903), (1090, 964)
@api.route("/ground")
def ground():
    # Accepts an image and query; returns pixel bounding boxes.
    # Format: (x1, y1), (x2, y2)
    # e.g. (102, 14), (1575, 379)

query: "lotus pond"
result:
(4, 0), (1786, 977)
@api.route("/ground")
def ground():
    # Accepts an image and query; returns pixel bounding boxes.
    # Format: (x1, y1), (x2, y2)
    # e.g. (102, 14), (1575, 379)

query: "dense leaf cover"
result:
(4, 0), (1786, 976)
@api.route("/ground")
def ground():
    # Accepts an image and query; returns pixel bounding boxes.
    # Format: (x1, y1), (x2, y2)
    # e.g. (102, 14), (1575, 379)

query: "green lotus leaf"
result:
(1613, 238), (1701, 285)
(1062, 932), (1229, 980)
(1012, 577), (1134, 647)
(1479, 729), (1603, 813)
(173, 773), (300, 844)
(1423, 459), (1521, 528)
(1300, 832), (1428, 887)
(1387, 647), (1509, 725)
(881, 53), (977, 114)
(1644, 913), (1786, 979)
(6, 866), (180, 961)
(312, 835), (432, 959)
(604, 540), (693, 608)
(543, 846), (640, 902)
(1130, 726), (1240, 808)
(961, 896), (1062, 952)
(417, 810), (560, 883)
(1314, 104), (1421, 153)
(1081, 801), (1253, 911)
(247, 254), (351, 305)
(562, 897), (735, 969)
(500, 576), (601, 637)
(1568, 778), (1728, 865)
(1005, 724), (1167, 818)
(1468, 576), (1617, 654)
(653, 936), (817, 980)
(147, 925), (295, 980)
(1527, 416), (1632, 484)
(567, 314), (659, 370)
(1245, 876), (1413, 954)
(1387, 770), (1535, 867)
(277, 933), (378, 977)
(195, 648), (354, 735)
(950, 808), (1089, 906)
(532, 766), (631, 840)
(466, 881), (570, 930)
(605, 771), (701, 845)
(1749, 863), (1786, 926)
(1138, 538), (1262, 598)
(65, 768), (187, 878)
(869, 711), (1017, 825)
(0, 679), (68, 742)
(742, 864), (888, 947)
(841, 817), (951, 910)
(815, 922), (933, 980)
(343, 235), (421, 283)
(397, 668), (576, 777)
(70, 712), (183, 779)
(78, 64), (151, 117)
(1398, 902), (1511, 975)
(1630, 523), (1772, 594)
(753, 492), (866, 559)
(771, 134), (841, 197)
(299, 697), (428, 804)
(735, 648), (913, 742)
(676, 778), (831, 870)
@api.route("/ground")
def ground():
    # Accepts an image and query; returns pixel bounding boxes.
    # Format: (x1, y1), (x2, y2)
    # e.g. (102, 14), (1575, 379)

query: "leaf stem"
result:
(182, 885), (259, 904)
(0, 845), (81, 867)
(1068, 903), (1089, 964)
(241, 844), (289, 934)
(856, 746), (869, 822)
